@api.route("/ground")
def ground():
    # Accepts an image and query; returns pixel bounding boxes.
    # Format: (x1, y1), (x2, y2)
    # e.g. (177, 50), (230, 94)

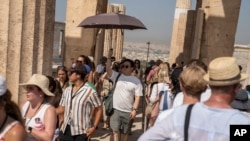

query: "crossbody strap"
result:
(184, 104), (195, 141)
(113, 73), (121, 92)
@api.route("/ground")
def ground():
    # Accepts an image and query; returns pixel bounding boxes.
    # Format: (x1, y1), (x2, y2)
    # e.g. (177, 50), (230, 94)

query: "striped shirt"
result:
(59, 83), (101, 135)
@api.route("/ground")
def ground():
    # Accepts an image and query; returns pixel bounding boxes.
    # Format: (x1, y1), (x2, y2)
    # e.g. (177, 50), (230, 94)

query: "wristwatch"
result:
(92, 125), (98, 130)
(26, 126), (32, 133)
(132, 107), (138, 112)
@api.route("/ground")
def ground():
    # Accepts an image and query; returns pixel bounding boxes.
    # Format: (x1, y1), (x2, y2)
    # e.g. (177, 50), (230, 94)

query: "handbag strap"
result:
(113, 73), (121, 91)
(184, 104), (194, 141)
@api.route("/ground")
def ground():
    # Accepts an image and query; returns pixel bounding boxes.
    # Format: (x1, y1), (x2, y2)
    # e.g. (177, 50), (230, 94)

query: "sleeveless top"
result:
(21, 101), (51, 141)
(0, 121), (19, 141)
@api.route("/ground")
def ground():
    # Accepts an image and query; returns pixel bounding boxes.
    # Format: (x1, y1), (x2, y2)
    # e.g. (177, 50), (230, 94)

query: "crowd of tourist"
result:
(0, 52), (250, 141)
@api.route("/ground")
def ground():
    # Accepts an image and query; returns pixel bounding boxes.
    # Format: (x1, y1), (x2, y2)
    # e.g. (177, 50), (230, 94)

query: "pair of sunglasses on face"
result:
(68, 68), (79, 76)
(76, 60), (83, 63)
(120, 65), (131, 69)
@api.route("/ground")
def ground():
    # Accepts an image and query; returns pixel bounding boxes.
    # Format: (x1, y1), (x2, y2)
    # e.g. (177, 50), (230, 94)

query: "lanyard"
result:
(69, 84), (84, 111)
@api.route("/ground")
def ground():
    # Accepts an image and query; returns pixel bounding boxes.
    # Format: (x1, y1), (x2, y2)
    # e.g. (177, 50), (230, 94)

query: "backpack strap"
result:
(184, 104), (195, 141)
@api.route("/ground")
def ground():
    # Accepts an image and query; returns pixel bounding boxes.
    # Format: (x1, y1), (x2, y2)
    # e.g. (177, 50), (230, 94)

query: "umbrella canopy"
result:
(78, 13), (147, 30)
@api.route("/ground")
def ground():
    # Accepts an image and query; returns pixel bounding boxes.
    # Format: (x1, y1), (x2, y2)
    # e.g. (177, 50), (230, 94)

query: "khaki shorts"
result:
(110, 109), (131, 134)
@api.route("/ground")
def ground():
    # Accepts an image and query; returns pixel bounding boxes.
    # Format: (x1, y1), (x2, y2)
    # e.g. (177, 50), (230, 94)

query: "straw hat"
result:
(231, 89), (250, 110)
(203, 57), (249, 86)
(20, 74), (54, 96)
(0, 75), (7, 96)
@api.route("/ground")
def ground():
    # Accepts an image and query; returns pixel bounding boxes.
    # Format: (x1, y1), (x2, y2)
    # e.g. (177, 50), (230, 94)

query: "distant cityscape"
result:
(122, 42), (169, 62)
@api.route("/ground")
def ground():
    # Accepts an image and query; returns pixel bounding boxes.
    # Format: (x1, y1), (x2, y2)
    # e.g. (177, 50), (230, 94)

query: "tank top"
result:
(0, 121), (19, 141)
(21, 101), (51, 141)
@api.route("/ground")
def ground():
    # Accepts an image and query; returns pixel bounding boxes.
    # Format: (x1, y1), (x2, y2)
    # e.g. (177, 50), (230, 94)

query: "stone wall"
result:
(233, 44), (250, 87)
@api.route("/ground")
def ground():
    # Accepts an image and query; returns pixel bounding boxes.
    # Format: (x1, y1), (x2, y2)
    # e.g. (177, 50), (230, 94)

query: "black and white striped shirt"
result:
(59, 83), (101, 135)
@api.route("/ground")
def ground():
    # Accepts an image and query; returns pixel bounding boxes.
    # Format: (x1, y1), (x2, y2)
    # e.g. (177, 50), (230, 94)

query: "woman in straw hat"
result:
(20, 74), (57, 141)
(0, 75), (26, 141)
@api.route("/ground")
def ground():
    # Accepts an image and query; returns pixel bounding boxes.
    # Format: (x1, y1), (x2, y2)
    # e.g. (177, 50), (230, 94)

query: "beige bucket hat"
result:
(203, 57), (249, 86)
(20, 74), (54, 96)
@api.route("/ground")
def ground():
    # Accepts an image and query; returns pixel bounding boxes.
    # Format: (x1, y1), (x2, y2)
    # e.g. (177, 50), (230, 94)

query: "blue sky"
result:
(56, 0), (250, 45)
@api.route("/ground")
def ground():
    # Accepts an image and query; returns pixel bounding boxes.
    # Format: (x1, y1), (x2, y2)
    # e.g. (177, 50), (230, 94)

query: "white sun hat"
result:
(20, 74), (54, 96)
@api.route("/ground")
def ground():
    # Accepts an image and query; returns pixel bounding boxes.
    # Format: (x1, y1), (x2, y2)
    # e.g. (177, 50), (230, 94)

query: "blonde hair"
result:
(179, 66), (207, 97)
(157, 62), (170, 83)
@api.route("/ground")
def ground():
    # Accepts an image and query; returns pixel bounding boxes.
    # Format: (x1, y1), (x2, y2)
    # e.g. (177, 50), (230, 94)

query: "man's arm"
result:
(130, 96), (140, 119)
(106, 48), (113, 77)
(87, 106), (102, 136)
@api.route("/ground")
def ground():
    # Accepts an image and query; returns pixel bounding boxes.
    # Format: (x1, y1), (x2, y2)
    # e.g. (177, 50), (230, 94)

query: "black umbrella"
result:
(78, 13), (147, 30)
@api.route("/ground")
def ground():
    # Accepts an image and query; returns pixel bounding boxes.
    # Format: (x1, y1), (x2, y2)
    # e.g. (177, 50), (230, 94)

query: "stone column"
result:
(0, 0), (55, 103)
(200, 0), (242, 64)
(191, 9), (204, 59)
(168, 0), (191, 65)
(64, 0), (107, 67)
(245, 45), (250, 86)
(103, 4), (125, 60)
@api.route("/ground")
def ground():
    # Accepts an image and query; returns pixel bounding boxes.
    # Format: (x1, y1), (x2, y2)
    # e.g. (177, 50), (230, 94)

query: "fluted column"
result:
(0, 0), (55, 103)
(103, 4), (125, 60)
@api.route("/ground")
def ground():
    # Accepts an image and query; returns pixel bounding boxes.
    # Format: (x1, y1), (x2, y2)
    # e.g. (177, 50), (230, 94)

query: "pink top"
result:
(146, 66), (159, 83)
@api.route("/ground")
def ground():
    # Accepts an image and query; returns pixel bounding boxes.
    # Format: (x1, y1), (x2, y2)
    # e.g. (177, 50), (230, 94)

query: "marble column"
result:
(200, 0), (242, 64)
(64, 0), (107, 67)
(0, 0), (55, 103)
(168, 0), (191, 65)
(103, 4), (125, 61)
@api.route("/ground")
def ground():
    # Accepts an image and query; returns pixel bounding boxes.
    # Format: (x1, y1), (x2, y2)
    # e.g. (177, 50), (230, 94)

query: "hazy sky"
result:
(55, 0), (250, 46)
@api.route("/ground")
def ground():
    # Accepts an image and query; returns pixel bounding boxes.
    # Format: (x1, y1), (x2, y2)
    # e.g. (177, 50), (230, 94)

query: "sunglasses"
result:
(68, 71), (76, 76)
(76, 60), (83, 63)
(68, 68), (77, 75)
(120, 65), (130, 69)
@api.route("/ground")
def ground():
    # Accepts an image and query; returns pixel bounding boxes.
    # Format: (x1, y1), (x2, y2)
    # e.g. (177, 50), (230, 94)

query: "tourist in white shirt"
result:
(172, 59), (210, 108)
(156, 65), (207, 124)
(139, 57), (250, 141)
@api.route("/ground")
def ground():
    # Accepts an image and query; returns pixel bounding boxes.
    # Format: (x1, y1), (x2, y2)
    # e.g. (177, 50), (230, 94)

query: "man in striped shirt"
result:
(58, 62), (102, 141)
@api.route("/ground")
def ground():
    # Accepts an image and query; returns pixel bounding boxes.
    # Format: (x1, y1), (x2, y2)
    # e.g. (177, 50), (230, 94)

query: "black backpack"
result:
(170, 67), (183, 95)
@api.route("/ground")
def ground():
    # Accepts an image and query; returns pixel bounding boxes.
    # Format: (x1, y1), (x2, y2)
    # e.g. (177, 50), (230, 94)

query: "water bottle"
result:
(34, 117), (44, 131)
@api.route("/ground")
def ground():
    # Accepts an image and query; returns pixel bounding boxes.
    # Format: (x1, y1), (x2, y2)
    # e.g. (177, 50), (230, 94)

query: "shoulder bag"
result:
(104, 73), (121, 116)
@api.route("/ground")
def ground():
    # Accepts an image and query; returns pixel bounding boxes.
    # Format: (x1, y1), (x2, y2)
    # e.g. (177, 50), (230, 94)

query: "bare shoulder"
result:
(6, 123), (27, 141)
(46, 105), (56, 113)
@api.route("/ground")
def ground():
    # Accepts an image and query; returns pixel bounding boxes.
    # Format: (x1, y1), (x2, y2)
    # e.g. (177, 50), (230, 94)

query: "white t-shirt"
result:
(139, 102), (250, 141)
(150, 82), (173, 111)
(172, 88), (211, 108)
(96, 64), (105, 74)
(111, 71), (143, 112)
